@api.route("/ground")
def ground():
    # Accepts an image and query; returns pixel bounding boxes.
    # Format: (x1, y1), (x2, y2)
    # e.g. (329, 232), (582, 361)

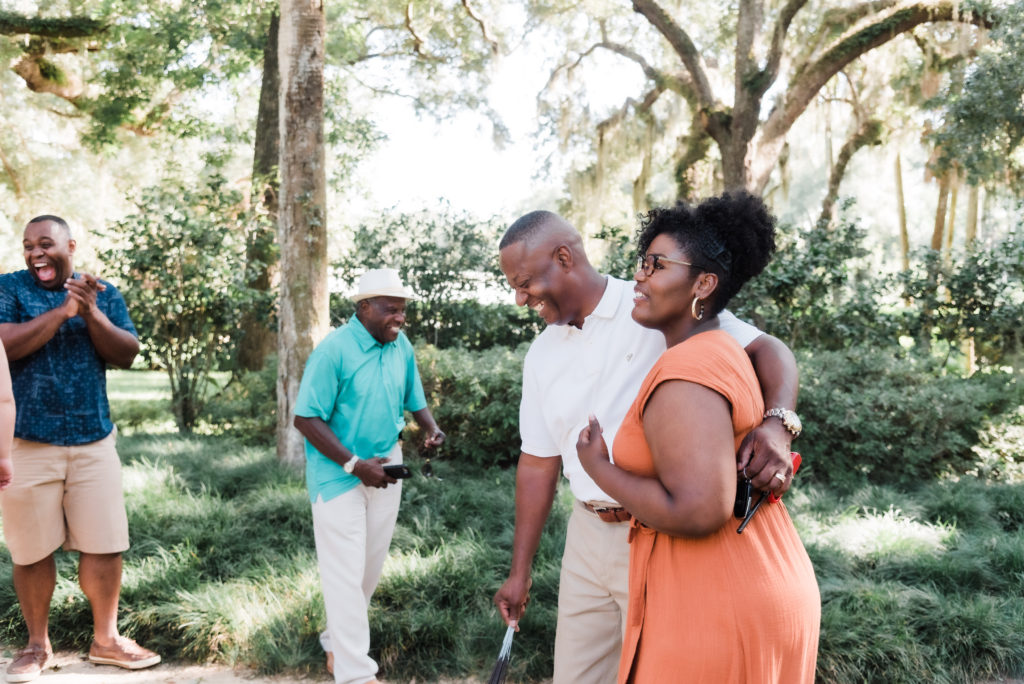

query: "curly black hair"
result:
(637, 191), (776, 315)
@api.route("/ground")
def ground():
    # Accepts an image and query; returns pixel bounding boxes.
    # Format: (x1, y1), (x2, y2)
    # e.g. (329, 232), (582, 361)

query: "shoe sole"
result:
(88, 654), (162, 670)
(6, 656), (52, 682)
(6, 673), (42, 683)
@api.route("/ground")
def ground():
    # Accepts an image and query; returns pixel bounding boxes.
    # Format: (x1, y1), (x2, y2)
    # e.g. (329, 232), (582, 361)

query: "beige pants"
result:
(0, 431), (129, 565)
(553, 500), (631, 684)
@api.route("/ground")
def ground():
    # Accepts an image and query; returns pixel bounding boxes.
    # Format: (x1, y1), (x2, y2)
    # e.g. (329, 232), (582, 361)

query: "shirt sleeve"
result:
(294, 346), (342, 421)
(518, 347), (561, 458)
(718, 309), (763, 348)
(0, 276), (19, 324)
(403, 340), (427, 413)
(100, 282), (138, 337)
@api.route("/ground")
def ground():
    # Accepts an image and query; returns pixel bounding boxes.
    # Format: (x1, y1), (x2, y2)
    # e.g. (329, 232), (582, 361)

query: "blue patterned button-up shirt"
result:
(0, 269), (138, 446)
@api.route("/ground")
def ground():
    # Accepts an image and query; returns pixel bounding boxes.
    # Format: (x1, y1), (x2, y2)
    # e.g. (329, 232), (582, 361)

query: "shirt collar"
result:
(557, 275), (620, 339)
(350, 314), (394, 351)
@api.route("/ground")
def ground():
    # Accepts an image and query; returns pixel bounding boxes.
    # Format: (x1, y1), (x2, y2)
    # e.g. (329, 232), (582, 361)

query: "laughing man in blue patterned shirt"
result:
(0, 215), (161, 683)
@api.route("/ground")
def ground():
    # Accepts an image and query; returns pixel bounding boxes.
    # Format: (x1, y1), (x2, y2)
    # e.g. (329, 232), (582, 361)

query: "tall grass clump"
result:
(795, 478), (1024, 683)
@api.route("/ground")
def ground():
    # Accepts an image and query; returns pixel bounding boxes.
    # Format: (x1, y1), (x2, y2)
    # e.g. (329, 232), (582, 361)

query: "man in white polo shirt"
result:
(492, 211), (801, 684)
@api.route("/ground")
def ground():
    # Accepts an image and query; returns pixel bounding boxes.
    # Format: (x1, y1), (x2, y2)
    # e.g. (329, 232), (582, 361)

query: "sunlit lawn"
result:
(0, 370), (1021, 683)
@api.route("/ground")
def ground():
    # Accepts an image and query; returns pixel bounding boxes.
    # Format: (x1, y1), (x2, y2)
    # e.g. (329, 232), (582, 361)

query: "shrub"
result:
(101, 169), (270, 432)
(201, 360), (278, 444)
(411, 344), (527, 467)
(897, 236), (1024, 369)
(797, 346), (1023, 489)
(731, 211), (900, 352)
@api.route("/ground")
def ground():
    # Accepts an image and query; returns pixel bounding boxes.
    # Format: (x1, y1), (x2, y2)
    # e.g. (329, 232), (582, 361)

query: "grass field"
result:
(1, 370), (1022, 683)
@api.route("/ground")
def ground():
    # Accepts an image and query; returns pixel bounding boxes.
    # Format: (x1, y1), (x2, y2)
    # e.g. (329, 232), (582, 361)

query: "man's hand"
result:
(0, 457), (12, 491)
(494, 572), (532, 631)
(352, 456), (398, 489)
(422, 427), (445, 449)
(63, 273), (106, 319)
(737, 419), (793, 496)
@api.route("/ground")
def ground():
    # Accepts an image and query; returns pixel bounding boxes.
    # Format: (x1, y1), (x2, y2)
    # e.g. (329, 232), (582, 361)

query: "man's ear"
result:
(554, 245), (573, 270)
(67, 239), (77, 255)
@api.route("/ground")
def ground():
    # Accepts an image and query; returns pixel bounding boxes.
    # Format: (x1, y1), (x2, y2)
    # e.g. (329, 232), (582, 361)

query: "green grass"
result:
(1, 370), (1022, 683)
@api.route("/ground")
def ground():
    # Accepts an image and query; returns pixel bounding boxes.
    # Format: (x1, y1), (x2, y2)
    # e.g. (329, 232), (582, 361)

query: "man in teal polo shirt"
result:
(293, 268), (445, 684)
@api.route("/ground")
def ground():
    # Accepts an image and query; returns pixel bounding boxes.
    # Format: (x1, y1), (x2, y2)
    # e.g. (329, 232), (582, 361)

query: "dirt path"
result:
(1, 648), (487, 684)
(2, 649), (1018, 684)
(1, 648), (316, 683)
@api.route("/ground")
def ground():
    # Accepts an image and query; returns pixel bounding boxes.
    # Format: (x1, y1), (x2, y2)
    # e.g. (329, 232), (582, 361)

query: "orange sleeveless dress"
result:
(612, 330), (820, 683)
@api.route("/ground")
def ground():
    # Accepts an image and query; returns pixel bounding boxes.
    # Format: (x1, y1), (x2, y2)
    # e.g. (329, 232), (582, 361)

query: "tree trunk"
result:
(964, 184), (979, 248)
(817, 119), (882, 228)
(237, 11), (282, 372)
(895, 153), (910, 271)
(944, 170), (959, 263)
(931, 170), (951, 251)
(276, 0), (328, 466)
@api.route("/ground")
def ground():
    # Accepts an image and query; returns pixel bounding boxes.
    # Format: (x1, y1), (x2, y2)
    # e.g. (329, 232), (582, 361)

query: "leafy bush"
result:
(797, 345), (1023, 489)
(897, 236), (1024, 369)
(731, 212), (899, 352)
(411, 343), (527, 467)
(101, 169), (270, 431)
(201, 360), (278, 444)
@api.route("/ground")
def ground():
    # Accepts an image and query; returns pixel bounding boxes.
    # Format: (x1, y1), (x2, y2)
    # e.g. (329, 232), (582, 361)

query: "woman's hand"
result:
(576, 414), (610, 475)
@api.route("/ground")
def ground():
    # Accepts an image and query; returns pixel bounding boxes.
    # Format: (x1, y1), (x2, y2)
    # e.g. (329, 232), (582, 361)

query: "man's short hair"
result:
(499, 210), (562, 250)
(28, 215), (72, 238)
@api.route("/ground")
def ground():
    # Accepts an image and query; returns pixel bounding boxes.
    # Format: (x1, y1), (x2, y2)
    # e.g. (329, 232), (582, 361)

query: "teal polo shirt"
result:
(294, 316), (427, 502)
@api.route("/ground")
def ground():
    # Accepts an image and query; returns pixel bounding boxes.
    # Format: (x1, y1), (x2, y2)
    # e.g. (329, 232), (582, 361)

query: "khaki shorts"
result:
(0, 431), (129, 565)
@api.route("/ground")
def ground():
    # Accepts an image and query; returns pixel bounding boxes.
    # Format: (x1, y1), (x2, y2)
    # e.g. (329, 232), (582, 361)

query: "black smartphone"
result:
(733, 478), (752, 518)
(383, 464), (413, 479)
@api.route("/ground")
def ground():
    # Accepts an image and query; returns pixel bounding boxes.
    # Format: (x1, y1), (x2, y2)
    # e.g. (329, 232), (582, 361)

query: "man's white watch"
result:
(343, 456), (360, 474)
(764, 408), (802, 438)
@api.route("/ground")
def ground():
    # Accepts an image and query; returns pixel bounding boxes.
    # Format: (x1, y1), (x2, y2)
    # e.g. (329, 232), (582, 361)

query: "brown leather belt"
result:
(581, 501), (632, 523)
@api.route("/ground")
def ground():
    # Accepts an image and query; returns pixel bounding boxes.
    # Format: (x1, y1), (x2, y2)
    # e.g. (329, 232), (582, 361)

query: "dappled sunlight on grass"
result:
(120, 456), (176, 493)
(108, 369), (172, 401)
(806, 506), (956, 559)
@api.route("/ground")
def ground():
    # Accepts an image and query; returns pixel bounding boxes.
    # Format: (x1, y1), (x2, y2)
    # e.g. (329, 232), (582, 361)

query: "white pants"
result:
(552, 500), (631, 684)
(313, 444), (403, 684)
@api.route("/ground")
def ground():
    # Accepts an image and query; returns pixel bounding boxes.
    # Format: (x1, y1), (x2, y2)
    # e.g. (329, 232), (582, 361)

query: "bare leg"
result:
(78, 552), (122, 645)
(12, 555), (56, 651)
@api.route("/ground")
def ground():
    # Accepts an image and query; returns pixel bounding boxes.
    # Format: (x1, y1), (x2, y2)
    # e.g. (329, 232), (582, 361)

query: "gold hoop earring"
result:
(691, 296), (704, 320)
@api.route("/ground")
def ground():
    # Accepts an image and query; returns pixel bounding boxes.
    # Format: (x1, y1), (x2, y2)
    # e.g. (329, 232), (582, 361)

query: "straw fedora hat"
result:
(351, 268), (418, 302)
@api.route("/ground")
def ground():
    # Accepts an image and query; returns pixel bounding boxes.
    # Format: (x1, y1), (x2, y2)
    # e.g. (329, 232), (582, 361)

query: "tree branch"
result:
(0, 10), (106, 38)
(460, 0), (499, 56)
(597, 41), (696, 105)
(596, 86), (664, 139)
(631, 0), (716, 107)
(404, 3), (426, 57)
(763, 1), (992, 152)
(762, 0), (810, 90)
(818, 118), (883, 226)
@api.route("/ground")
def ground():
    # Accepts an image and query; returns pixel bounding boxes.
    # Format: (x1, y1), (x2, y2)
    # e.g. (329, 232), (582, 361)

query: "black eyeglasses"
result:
(637, 253), (694, 277)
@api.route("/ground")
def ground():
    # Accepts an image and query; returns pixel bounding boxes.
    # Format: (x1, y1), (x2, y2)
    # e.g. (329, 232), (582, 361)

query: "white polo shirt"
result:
(518, 275), (761, 504)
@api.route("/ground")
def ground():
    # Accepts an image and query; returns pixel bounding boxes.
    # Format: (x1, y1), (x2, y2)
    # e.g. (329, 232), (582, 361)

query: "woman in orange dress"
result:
(576, 192), (819, 683)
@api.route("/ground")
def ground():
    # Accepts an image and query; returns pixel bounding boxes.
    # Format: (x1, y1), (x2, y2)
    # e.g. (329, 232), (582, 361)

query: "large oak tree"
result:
(530, 0), (994, 199)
